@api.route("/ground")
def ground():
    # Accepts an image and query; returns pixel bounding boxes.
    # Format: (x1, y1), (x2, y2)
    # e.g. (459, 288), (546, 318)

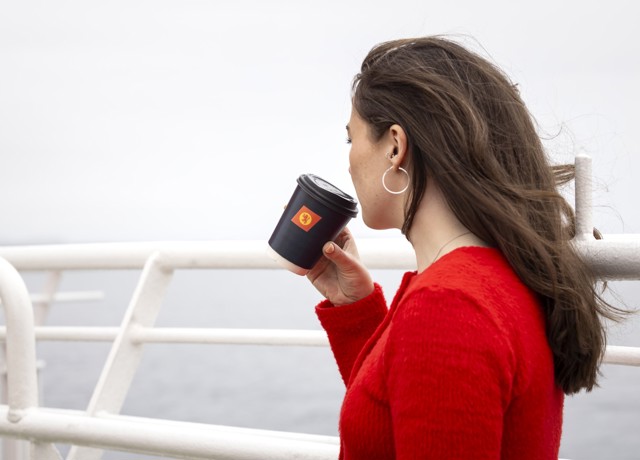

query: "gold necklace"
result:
(431, 231), (472, 265)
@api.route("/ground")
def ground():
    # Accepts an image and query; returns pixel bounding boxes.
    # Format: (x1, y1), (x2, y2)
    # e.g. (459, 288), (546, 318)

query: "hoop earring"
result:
(382, 166), (410, 195)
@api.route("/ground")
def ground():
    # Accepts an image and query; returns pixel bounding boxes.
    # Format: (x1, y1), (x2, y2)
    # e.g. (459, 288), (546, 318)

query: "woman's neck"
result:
(406, 186), (485, 273)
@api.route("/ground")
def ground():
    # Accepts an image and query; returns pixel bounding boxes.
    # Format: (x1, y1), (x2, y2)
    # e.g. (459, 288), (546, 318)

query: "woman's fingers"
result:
(306, 228), (373, 305)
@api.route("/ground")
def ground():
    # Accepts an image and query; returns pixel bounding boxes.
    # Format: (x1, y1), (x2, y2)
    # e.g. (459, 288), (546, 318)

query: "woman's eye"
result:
(345, 137), (352, 144)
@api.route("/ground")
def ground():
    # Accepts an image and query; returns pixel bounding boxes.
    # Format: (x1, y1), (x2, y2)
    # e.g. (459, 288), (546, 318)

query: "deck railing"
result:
(0, 155), (638, 460)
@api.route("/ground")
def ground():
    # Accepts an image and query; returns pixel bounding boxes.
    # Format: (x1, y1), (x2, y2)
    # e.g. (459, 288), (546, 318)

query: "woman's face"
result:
(346, 108), (403, 229)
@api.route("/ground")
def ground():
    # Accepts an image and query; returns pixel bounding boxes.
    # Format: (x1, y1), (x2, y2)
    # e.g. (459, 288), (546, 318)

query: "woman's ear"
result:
(388, 124), (408, 167)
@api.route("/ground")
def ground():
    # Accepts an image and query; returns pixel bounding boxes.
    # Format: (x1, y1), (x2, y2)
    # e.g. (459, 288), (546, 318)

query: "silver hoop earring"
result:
(382, 166), (410, 195)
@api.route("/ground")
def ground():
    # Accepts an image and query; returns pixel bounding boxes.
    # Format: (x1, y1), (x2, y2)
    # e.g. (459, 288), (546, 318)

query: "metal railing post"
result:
(33, 271), (62, 328)
(67, 252), (174, 460)
(0, 258), (62, 459)
(575, 153), (595, 240)
(0, 258), (38, 420)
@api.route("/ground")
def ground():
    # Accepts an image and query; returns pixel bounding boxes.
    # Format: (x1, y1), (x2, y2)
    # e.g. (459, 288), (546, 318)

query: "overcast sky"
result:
(1, 0), (638, 244)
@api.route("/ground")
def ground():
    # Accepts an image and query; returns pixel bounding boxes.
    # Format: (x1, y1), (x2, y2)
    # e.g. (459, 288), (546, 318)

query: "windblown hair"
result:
(352, 36), (624, 394)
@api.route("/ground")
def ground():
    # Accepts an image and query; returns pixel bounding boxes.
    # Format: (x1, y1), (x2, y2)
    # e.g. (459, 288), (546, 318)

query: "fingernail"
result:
(324, 242), (334, 254)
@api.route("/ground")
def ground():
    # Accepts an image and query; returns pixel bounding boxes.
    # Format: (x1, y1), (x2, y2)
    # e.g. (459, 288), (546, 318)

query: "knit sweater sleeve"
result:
(315, 284), (387, 386)
(385, 287), (516, 459)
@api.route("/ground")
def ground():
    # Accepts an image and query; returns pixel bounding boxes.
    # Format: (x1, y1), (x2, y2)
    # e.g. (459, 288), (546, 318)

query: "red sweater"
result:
(316, 247), (563, 459)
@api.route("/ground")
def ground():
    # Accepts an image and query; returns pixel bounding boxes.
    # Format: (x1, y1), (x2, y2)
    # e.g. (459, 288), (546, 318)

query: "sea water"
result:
(3, 269), (639, 459)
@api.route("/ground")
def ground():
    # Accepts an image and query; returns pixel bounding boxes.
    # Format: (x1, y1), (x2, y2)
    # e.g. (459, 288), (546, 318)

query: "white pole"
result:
(0, 258), (39, 460)
(0, 409), (339, 460)
(0, 258), (38, 420)
(574, 153), (594, 240)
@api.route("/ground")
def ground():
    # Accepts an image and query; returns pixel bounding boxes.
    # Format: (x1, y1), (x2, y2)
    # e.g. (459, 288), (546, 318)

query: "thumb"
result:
(323, 241), (359, 273)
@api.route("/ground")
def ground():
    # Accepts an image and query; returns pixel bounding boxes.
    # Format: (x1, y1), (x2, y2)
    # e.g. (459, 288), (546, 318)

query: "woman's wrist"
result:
(334, 282), (375, 306)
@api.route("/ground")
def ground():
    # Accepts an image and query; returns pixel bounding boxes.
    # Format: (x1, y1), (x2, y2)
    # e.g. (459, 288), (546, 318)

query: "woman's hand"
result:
(307, 228), (374, 306)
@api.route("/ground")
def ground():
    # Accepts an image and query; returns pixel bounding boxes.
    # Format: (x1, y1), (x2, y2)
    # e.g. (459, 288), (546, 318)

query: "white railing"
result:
(0, 246), (344, 460)
(0, 155), (638, 459)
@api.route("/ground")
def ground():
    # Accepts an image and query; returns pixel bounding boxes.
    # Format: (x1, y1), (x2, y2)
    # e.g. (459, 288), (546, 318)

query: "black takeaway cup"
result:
(267, 174), (358, 275)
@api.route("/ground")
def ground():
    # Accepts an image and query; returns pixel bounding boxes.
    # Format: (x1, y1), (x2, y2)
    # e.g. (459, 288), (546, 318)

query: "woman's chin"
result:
(362, 213), (396, 231)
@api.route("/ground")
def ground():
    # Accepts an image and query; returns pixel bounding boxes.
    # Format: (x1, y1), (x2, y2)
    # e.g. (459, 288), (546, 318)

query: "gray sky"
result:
(1, 0), (638, 244)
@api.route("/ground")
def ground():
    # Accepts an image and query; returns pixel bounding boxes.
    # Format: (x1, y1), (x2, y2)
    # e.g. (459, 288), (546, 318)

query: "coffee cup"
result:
(267, 174), (358, 275)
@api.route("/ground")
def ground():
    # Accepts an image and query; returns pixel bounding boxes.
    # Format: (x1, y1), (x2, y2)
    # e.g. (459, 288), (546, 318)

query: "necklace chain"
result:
(431, 231), (472, 265)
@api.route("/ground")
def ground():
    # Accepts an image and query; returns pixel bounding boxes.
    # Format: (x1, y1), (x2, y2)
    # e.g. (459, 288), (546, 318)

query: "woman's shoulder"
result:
(399, 246), (540, 323)
(412, 246), (516, 290)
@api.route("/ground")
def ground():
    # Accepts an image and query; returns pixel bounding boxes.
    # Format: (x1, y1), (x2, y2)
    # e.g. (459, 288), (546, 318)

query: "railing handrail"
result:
(0, 326), (638, 365)
(0, 406), (340, 460)
(2, 235), (640, 279)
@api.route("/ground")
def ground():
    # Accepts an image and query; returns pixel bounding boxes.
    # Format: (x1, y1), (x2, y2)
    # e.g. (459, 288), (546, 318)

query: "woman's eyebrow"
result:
(346, 125), (350, 133)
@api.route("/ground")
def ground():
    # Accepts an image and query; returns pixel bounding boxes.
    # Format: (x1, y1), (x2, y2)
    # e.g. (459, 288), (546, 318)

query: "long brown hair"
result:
(352, 36), (625, 394)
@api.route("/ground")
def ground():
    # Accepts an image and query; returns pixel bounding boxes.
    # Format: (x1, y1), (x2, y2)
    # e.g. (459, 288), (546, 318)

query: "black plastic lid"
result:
(297, 174), (358, 217)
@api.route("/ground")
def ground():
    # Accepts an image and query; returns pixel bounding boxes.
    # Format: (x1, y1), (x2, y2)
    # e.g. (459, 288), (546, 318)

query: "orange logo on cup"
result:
(292, 205), (322, 232)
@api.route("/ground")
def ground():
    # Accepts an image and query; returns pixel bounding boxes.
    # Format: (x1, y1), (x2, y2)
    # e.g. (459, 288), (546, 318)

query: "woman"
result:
(307, 37), (622, 459)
